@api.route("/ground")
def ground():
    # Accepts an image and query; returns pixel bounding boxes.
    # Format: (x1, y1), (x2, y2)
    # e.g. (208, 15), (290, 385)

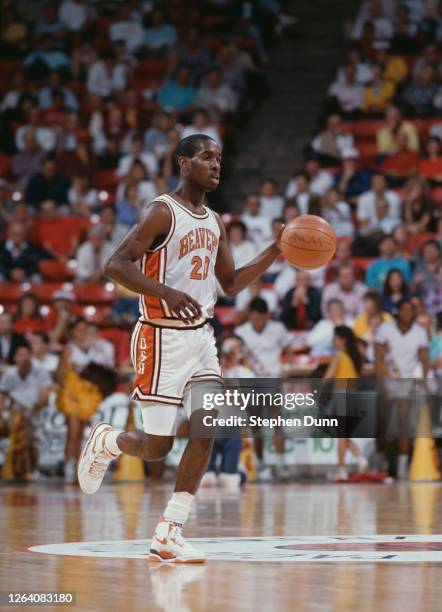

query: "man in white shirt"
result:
(116, 133), (158, 178)
(75, 226), (114, 283)
(306, 298), (352, 356)
(59, 0), (94, 32)
(235, 277), (278, 320)
(356, 172), (401, 234)
(286, 159), (333, 199)
(259, 178), (284, 218)
(321, 263), (367, 318)
(274, 262), (326, 297)
(240, 193), (272, 247)
(15, 107), (56, 153)
(181, 110), (222, 147)
(86, 50), (128, 98)
(328, 64), (363, 115)
(235, 297), (292, 378)
(29, 332), (59, 374)
(375, 299), (429, 478)
(109, 5), (145, 55)
(195, 67), (238, 116)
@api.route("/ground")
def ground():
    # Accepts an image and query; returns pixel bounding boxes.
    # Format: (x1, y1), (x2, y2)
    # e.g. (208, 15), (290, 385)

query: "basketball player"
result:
(78, 135), (284, 563)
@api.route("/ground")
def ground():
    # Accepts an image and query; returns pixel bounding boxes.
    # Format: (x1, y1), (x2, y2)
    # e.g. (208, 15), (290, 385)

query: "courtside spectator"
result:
(326, 240), (365, 282)
(413, 240), (442, 296)
(67, 175), (98, 215)
(380, 132), (420, 184)
(327, 64), (363, 117)
(402, 177), (434, 233)
(376, 105), (419, 154)
(98, 205), (127, 248)
(241, 193), (272, 247)
(26, 157), (70, 209)
(259, 178), (284, 217)
(75, 226), (113, 283)
(58, 0), (95, 33)
(144, 112), (174, 159)
(0, 222), (44, 282)
(310, 113), (355, 165)
(13, 294), (47, 335)
(401, 66), (438, 116)
(353, 291), (393, 338)
(362, 62), (395, 114)
(381, 269), (412, 316)
(418, 136), (442, 183)
(116, 133), (158, 179)
(226, 221), (256, 267)
(334, 146), (372, 201)
(280, 270), (322, 330)
(158, 67), (197, 113)
(235, 277), (278, 323)
(322, 187), (354, 238)
(422, 265), (442, 318)
(109, 6), (144, 56)
(195, 67), (238, 117)
(29, 331), (59, 374)
(15, 107), (56, 153)
(321, 263), (367, 318)
(0, 312), (25, 365)
(86, 50), (128, 98)
(35, 199), (80, 260)
(38, 70), (78, 110)
(181, 110), (222, 147)
(144, 9), (177, 55)
(336, 46), (373, 85)
(115, 181), (143, 228)
(11, 128), (46, 190)
(306, 298), (351, 356)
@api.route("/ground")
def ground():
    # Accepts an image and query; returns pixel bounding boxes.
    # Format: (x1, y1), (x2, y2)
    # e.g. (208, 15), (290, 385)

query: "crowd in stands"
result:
(0, 0), (441, 482)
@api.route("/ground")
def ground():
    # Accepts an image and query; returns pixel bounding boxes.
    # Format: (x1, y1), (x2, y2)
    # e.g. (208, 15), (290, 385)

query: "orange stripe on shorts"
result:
(133, 324), (156, 396)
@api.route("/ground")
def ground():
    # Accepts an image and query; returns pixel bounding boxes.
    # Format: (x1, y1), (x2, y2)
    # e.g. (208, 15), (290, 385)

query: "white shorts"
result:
(131, 322), (222, 434)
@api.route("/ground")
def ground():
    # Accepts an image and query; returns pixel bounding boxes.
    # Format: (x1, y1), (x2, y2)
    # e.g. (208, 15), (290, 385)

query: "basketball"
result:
(280, 215), (337, 270)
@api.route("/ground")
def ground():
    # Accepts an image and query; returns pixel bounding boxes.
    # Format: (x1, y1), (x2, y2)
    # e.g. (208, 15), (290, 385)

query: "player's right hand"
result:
(162, 287), (203, 324)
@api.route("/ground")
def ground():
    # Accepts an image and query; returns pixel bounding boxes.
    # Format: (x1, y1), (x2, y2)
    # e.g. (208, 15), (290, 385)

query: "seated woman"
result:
(362, 63), (395, 116)
(418, 136), (442, 184)
(402, 176), (433, 234)
(13, 293), (48, 335)
(381, 268), (412, 315)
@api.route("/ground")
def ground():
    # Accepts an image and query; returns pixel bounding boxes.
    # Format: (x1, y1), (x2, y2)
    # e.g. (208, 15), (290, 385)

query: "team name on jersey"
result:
(179, 227), (219, 259)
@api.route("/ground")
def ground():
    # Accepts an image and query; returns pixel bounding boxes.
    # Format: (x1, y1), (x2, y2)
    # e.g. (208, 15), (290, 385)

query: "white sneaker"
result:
(149, 517), (206, 564)
(77, 422), (118, 494)
(200, 471), (218, 487)
(218, 472), (241, 489)
(256, 467), (274, 483)
(64, 459), (77, 484)
(335, 467), (349, 481)
(357, 456), (369, 473)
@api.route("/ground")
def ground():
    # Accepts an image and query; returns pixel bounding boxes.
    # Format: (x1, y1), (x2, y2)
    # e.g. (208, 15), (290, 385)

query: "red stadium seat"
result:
(95, 170), (119, 191)
(342, 120), (382, 139)
(100, 327), (131, 365)
(135, 59), (168, 80)
(356, 141), (378, 157)
(75, 283), (117, 304)
(351, 257), (375, 271)
(407, 233), (438, 253)
(39, 260), (76, 282)
(0, 283), (24, 304)
(31, 283), (64, 303)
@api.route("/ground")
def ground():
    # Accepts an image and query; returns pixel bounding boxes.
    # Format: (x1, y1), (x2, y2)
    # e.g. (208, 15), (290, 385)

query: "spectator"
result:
(280, 270), (322, 330)
(412, 43), (442, 80)
(321, 187), (354, 238)
(38, 70), (78, 110)
(0, 201), (37, 243)
(0, 342), (52, 479)
(376, 105), (419, 154)
(176, 27), (211, 84)
(57, 130), (98, 180)
(413, 240), (442, 296)
(336, 46), (374, 85)
(116, 181), (142, 228)
(380, 132), (420, 184)
(26, 156), (70, 209)
(422, 264), (442, 318)
(116, 160), (157, 204)
(353, 291), (393, 338)
(35, 199), (80, 260)
(0, 312), (26, 365)
(109, 6), (144, 55)
(235, 277), (278, 323)
(303, 157), (334, 197)
(362, 62), (395, 114)
(86, 322), (115, 368)
(402, 177), (433, 234)
(373, 40), (408, 84)
(326, 240), (365, 283)
(216, 44), (245, 95)
(1, 71), (28, 113)
(321, 263), (367, 319)
(11, 128), (46, 190)
(375, 299), (429, 478)
(366, 234), (412, 293)
(181, 110), (222, 147)
(240, 193), (272, 247)
(24, 35), (70, 80)
(144, 111), (174, 159)
(285, 172), (318, 215)
(13, 293), (47, 335)
(401, 66), (438, 116)
(306, 298), (351, 356)
(15, 107), (56, 153)
(86, 50), (129, 98)
(392, 224), (411, 259)
(144, 9), (177, 54)
(382, 269), (412, 316)
(195, 68), (238, 117)
(75, 225), (113, 283)
(391, 3), (418, 53)
(98, 205), (127, 248)
(419, 136), (442, 183)
(45, 289), (74, 350)
(0, 221), (43, 282)
(310, 113), (355, 165)
(70, 38), (98, 81)
(226, 221), (256, 267)
(259, 178), (284, 218)
(67, 174), (98, 215)
(116, 133), (158, 179)
(327, 64), (363, 117)
(29, 331), (59, 373)
(158, 66), (197, 113)
(58, 0), (95, 32)
(34, 2), (65, 40)
(352, 0), (394, 41)
(334, 146), (372, 201)
(274, 258), (326, 299)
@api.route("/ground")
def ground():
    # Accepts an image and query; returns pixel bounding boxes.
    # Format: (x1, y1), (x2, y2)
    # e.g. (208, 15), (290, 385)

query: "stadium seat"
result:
(100, 327), (131, 365)
(31, 283), (64, 303)
(342, 120), (382, 139)
(39, 260), (76, 282)
(407, 233), (438, 253)
(75, 284), (117, 304)
(351, 257), (375, 271)
(95, 170), (119, 191)
(0, 283), (24, 304)
(135, 59), (168, 80)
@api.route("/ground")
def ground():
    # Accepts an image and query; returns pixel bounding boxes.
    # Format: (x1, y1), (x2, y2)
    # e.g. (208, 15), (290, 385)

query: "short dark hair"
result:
(12, 341), (31, 358)
(249, 297), (268, 314)
(32, 331), (49, 344)
(175, 134), (216, 160)
(227, 220), (247, 237)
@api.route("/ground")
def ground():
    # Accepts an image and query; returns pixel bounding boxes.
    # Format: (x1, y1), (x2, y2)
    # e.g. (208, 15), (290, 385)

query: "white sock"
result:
(163, 492), (194, 525)
(102, 430), (122, 456)
(275, 453), (285, 469)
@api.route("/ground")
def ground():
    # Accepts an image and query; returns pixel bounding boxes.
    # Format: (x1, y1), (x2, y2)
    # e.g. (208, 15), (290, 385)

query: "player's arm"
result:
(214, 214), (282, 297)
(374, 342), (387, 377)
(418, 346), (429, 379)
(104, 201), (202, 324)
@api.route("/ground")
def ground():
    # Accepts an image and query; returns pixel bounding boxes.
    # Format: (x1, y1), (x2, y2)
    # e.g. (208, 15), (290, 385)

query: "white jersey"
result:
(138, 193), (220, 329)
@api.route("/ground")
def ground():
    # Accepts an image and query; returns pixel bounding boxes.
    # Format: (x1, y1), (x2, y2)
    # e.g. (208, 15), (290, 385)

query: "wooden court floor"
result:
(2, 481), (442, 612)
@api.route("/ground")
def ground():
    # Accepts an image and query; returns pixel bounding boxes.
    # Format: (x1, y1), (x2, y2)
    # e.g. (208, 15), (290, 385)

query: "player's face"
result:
(186, 142), (221, 191)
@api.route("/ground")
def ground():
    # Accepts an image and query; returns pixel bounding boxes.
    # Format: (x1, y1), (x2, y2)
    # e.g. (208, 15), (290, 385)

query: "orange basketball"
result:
(280, 215), (337, 270)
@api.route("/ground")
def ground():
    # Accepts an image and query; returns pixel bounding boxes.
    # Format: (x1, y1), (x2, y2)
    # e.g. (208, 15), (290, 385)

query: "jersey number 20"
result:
(190, 255), (210, 280)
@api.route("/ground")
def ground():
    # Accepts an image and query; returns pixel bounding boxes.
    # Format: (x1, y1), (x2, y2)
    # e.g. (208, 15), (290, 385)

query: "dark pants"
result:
(207, 437), (242, 474)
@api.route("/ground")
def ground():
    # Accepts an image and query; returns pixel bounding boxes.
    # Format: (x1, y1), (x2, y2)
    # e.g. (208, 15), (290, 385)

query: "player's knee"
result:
(143, 434), (174, 461)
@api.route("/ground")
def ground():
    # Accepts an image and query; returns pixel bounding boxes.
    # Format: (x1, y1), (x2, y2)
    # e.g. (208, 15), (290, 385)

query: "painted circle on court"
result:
(29, 535), (442, 562)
